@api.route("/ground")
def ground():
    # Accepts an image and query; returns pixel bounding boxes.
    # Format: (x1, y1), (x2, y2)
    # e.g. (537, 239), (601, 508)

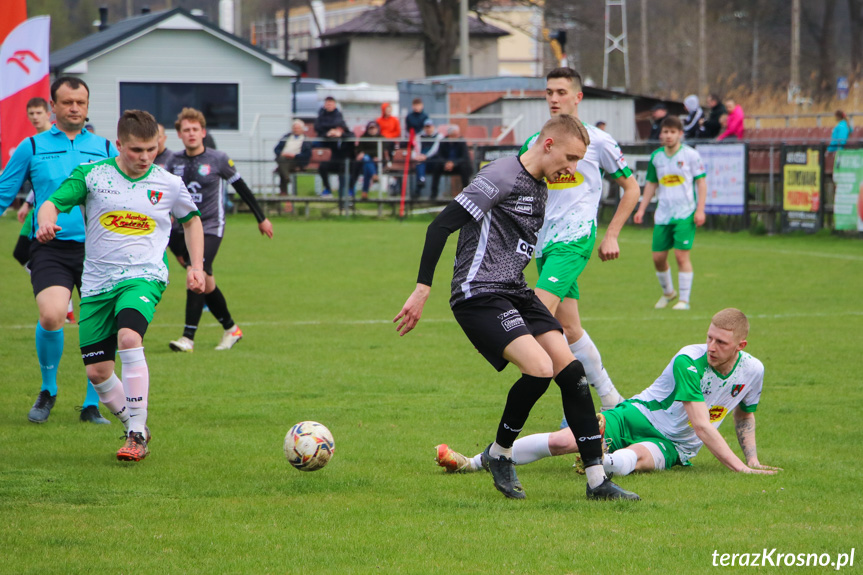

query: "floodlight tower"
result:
(603, 0), (630, 90)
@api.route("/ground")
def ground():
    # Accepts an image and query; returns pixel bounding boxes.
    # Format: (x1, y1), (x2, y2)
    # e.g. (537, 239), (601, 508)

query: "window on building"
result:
(119, 82), (239, 130)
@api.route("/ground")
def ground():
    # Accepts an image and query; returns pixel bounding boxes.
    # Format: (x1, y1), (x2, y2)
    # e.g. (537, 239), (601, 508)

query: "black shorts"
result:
(451, 291), (562, 372)
(28, 239), (84, 297)
(168, 230), (222, 275)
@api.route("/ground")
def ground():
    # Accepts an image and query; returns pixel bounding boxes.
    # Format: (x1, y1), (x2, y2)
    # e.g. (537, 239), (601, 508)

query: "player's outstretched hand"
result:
(258, 219), (274, 238)
(394, 284), (431, 336)
(187, 268), (206, 294)
(740, 465), (779, 475)
(36, 223), (62, 244)
(598, 236), (620, 261)
(749, 463), (783, 472)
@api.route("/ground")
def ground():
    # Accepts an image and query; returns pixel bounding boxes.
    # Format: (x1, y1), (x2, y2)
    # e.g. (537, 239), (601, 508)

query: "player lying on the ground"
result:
(395, 114), (638, 501)
(436, 308), (781, 477)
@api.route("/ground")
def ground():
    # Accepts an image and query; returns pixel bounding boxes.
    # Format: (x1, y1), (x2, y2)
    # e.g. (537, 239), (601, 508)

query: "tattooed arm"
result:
(734, 407), (782, 472)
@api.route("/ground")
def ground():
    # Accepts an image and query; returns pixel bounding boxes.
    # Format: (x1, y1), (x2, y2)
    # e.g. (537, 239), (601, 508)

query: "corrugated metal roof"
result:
(321, 0), (508, 38)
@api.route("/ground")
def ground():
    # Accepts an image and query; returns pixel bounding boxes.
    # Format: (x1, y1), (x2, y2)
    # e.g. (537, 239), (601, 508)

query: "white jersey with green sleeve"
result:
(520, 123), (632, 257)
(645, 144), (706, 225)
(49, 159), (200, 297)
(628, 344), (763, 463)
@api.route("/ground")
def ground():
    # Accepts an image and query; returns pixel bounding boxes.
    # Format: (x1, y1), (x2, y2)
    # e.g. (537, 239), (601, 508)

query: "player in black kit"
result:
(394, 115), (639, 501)
(166, 108), (274, 352)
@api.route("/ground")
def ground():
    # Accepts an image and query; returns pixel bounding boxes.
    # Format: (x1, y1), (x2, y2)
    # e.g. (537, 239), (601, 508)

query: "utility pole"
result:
(790, 0), (801, 101)
(641, 0), (648, 93)
(699, 0), (706, 99)
(460, 0), (470, 76)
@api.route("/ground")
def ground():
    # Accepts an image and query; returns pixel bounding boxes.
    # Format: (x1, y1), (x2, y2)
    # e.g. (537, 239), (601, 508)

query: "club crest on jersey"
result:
(731, 384), (745, 397)
(99, 211), (155, 235)
(677, 160), (685, 168)
(660, 174), (685, 186)
(516, 238), (535, 258)
(147, 190), (163, 205)
(198, 164), (211, 176)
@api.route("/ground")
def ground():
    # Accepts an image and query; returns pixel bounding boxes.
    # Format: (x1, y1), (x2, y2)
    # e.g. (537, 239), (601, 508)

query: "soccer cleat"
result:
(672, 301), (690, 311)
(169, 336), (194, 352)
(28, 390), (56, 423)
(116, 431), (150, 461)
(586, 477), (640, 501)
(435, 444), (471, 473)
(78, 405), (111, 424)
(481, 444), (525, 499)
(654, 291), (678, 309)
(65, 310), (76, 323)
(215, 325), (243, 350)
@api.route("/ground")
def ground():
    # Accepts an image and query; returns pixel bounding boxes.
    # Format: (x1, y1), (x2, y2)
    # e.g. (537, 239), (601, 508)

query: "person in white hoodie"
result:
(683, 94), (705, 140)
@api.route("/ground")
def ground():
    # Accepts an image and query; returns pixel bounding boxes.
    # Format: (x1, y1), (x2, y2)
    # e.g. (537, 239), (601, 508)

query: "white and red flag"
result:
(1, 15), (51, 166)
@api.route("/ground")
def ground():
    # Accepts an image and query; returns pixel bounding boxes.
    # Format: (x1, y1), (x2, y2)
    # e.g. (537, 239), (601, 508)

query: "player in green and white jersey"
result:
(518, 67), (641, 410)
(436, 308), (781, 477)
(634, 116), (707, 311)
(36, 110), (205, 462)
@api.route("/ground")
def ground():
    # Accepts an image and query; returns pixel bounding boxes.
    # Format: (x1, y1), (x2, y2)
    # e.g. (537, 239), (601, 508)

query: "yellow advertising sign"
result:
(783, 149), (820, 212)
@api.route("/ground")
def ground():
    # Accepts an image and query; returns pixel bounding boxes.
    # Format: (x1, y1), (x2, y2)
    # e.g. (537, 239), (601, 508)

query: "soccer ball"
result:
(284, 421), (335, 471)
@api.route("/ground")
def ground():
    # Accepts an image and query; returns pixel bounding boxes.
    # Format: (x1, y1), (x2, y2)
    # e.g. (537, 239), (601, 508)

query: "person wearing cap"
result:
(412, 119), (444, 198)
(682, 95), (705, 140)
(595, 121), (607, 131)
(648, 103), (668, 141)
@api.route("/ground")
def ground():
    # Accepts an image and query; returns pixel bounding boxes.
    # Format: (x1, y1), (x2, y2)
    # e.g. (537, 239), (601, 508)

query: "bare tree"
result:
(415, 0), (461, 76)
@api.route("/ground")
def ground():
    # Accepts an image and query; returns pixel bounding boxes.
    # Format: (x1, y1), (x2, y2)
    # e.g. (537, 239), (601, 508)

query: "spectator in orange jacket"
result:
(377, 102), (401, 164)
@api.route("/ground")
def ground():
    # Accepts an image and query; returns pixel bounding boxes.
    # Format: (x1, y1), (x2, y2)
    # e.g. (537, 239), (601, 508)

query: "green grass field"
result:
(1, 214), (861, 574)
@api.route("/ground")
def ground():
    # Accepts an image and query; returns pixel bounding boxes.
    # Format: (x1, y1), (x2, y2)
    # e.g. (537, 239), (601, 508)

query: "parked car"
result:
(290, 77), (339, 120)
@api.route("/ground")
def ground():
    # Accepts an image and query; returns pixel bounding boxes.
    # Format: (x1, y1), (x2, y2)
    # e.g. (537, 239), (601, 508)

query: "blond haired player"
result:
(437, 308), (781, 477)
(36, 110), (205, 461)
(634, 116), (707, 310)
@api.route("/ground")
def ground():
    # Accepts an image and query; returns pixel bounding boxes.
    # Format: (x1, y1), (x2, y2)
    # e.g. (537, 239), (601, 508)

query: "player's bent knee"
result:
(548, 428), (578, 455)
(632, 442), (666, 472)
(86, 361), (115, 384)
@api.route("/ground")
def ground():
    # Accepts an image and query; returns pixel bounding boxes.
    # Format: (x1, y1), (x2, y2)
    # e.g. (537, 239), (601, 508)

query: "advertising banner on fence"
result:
(782, 147), (822, 232)
(696, 143), (747, 215)
(832, 149), (863, 231)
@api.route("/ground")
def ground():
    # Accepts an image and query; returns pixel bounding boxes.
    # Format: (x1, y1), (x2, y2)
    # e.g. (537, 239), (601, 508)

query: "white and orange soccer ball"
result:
(284, 421), (335, 471)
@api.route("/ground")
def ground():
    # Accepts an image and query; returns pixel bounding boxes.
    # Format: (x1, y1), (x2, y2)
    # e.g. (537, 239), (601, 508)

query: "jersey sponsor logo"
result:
(471, 175), (499, 199)
(660, 174), (685, 186)
(500, 314), (525, 332)
(100, 211), (155, 235)
(140, 296), (151, 303)
(95, 188), (120, 195)
(172, 165), (185, 176)
(187, 181), (203, 203)
(548, 171), (585, 188)
(198, 164), (211, 176)
(516, 238), (535, 258)
(147, 190), (163, 205)
(686, 405), (728, 427)
(515, 201), (533, 215)
(731, 384), (745, 397)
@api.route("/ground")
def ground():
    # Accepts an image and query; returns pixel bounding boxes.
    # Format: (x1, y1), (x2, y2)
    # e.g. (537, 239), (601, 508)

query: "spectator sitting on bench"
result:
(351, 121), (381, 200)
(377, 102), (401, 166)
(412, 119), (443, 198)
(429, 125), (473, 200)
(274, 119), (312, 195)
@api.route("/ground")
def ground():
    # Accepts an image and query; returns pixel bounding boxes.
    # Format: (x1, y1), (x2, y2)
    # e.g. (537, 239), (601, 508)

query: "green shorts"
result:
(78, 279), (165, 347)
(652, 217), (696, 252)
(602, 401), (681, 469)
(535, 244), (591, 300)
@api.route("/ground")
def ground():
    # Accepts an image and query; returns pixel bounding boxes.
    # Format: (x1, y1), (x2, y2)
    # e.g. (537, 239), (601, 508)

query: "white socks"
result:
(678, 271), (693, 303)
(656, 269), (674, 295)
(489, 442), (512, 460)
(569, 331), (623, 409)
(119, 347), (149, 435)
(92, 374), (130, 430)
(584, 465), (606, 488)
(511, 433), (552, 465)
(603, 448), (638, 476)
